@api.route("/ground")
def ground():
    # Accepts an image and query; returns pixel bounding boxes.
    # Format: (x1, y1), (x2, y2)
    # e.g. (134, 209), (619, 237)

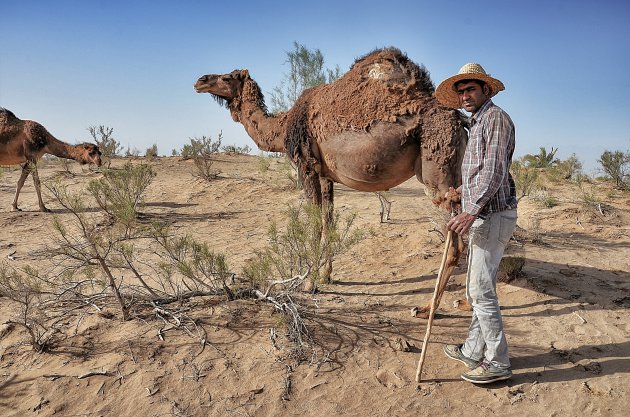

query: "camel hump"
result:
(350, 47), (435, 94)
(0, 108), (20, 125)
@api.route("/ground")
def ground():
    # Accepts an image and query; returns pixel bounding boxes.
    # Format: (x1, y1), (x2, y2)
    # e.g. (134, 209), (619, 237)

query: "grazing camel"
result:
(195, 47), (467, 316)
(0, 108), (102, 212)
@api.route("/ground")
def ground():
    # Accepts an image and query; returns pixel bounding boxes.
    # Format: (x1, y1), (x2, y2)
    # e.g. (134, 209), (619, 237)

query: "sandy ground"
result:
(0, 154), (629, 417)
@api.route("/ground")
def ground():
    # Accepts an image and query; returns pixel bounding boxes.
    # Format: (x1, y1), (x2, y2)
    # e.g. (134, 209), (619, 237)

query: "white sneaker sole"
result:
(461, 372), (512, 384)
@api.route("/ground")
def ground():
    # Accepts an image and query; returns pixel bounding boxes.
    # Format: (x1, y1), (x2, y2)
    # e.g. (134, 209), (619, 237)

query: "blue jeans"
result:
(461, 209), (517, 369)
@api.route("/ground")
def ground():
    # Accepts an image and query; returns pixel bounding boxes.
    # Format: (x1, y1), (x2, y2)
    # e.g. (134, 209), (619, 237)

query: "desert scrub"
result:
(145, 144), (158, 159)
(497, 256), (525, 283)
(88, 125), (121, 168)
(181, 134), (222, 180)
(243, 203), (367, 292)
(532, 190), (559, 208)
(256, 153), (272, 173)
(548, 153), (583, 182)
(510, 159), (540, 201)
(221, 144), (252, 155)
(0, 263), (54, 351)
(149, 222), (233, 299)
(598, 150), (629, 189)
(87, 162), (155, 224)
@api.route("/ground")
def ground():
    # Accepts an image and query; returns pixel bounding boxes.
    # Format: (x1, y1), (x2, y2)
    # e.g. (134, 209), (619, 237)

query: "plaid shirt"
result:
(461, 99), (517, 217)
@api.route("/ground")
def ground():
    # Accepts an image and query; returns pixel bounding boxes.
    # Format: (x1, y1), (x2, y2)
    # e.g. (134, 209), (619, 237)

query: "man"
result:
(434, 63), (518, 384)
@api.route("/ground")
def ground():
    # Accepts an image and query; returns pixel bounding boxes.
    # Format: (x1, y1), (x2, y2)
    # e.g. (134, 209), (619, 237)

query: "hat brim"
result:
(435, 74), (505, 108)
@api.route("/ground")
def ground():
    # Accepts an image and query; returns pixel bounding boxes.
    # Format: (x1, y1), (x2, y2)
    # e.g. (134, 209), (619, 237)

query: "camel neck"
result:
(230, 80), (287, 153)
(43, 133), (79, 160)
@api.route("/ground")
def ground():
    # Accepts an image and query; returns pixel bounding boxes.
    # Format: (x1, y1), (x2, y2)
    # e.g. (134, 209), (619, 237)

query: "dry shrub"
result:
(497, 256), (525, 283)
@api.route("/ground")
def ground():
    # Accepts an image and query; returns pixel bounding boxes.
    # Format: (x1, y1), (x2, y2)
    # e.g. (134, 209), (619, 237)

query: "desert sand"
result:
(1, 154), (629, 416)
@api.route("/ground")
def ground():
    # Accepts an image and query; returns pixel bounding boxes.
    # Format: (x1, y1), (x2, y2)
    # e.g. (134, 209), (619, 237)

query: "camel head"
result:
(195, 69), (255, 121)
(76, 143), (103, 167)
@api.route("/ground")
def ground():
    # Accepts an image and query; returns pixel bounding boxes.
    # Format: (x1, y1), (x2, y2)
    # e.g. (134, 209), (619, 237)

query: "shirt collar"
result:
(471, 99), (494, 125)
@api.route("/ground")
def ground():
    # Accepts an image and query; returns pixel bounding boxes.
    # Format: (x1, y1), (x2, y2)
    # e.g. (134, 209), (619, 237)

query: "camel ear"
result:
(239, 69), (249, 79)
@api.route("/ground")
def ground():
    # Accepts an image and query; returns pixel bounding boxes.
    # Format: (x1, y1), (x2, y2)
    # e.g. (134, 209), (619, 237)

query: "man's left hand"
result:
(446, 212), (477, 235)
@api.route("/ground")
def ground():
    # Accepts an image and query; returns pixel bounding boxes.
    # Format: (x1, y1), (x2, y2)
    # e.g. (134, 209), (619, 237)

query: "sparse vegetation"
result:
(497, 256), (525, 283)
(598, 149), (629, 189)
(269, 41), (342, 114)
(88, 125), (121, 167)
(256, 153), (272, 173)
(532, 190), (559, 208)
(181, 134), (222, 180)
(221, 144), (252, 155)
(10, 160), (368, 367)
(145, 144), (158, 159)
(522, 146), (559, 169)
(124, 147), (141, 157)
(243, 203), (367, 291)
(511, 159), (540, 201)
(2, 146), (629, 414)
(86, 162), (155, 224)
(0, 263), (52, 351)
(550, 153), (583, 181)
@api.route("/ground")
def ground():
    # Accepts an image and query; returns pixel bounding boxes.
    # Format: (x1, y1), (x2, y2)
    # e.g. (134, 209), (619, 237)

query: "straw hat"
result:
(435, 63), (505, 108)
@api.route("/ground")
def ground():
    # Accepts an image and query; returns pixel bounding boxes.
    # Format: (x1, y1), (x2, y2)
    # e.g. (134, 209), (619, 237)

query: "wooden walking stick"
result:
(415, 229), (453, 382)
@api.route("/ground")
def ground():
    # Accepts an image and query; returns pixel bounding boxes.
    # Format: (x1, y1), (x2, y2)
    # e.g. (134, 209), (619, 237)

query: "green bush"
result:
(145, 144), (158, 159)
(221, 144), (252, 155)
(243, 203), (367, 290)
(548, 153), (583, 182)
(181, 134), (222, 180)
(510, 159), (540, 201)
(88, 125), (122, 167)
(598, 150), (629, 189)
(87, 162), (155, 224)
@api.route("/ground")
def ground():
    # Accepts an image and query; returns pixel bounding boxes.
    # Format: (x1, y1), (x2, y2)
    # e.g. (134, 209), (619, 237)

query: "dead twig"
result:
(77, 370), (110, 379)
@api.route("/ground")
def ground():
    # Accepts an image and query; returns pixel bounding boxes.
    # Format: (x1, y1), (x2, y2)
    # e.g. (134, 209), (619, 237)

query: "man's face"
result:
(456, 81), (489, 113)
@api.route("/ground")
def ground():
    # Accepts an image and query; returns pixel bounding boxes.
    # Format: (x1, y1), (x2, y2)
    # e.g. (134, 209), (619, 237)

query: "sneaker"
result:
(461, 362), (512, 384)
(443, 344), (481, 369)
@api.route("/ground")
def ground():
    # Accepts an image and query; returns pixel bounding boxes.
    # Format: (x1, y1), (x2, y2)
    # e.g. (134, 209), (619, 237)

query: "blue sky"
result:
(1, 0), (629, 173)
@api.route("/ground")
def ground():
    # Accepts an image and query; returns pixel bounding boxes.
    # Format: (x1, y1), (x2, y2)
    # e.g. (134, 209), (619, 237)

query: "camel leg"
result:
(31, 166), (51, 212)
(12, 164), (32, 212)
(297, 161), (324, 291)
(300, 162), (322, 206)
(415, 232), (467, 319)
(320, 177), (334, 283)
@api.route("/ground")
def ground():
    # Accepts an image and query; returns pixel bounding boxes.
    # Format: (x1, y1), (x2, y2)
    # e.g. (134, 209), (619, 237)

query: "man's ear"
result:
(483, 84), (491, 96)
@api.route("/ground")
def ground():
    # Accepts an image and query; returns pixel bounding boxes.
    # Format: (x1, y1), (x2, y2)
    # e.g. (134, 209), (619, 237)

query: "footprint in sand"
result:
(569, 324), (602, 337)
(375, 369), (406, 389)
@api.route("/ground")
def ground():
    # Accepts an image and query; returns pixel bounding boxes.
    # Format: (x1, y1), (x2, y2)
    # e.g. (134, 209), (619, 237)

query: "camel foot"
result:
(453, 299), (472, 311)
(39, 206), (51, 213)
(11, 207), (22, 212)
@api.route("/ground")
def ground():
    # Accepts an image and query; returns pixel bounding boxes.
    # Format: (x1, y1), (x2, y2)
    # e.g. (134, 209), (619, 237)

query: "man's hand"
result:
(446, 212), (477, 235)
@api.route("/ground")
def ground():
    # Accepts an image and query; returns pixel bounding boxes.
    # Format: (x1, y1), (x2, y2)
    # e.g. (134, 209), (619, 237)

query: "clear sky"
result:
(1, 0), (629, 173)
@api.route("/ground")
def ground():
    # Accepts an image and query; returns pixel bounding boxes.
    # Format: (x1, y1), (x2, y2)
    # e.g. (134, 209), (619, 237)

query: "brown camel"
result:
(195, 47), (468, 316)
(0, 108), (102, 212)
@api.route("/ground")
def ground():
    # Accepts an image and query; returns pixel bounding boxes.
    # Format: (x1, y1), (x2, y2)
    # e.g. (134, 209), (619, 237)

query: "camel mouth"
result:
(194, 82), (210, 93)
